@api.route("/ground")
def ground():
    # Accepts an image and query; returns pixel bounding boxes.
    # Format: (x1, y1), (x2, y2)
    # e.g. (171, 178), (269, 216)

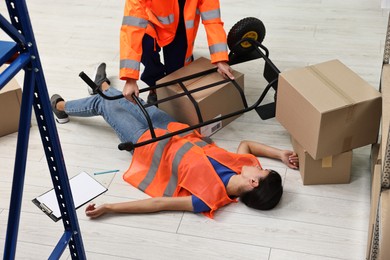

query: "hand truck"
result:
(79, 17), (280, 152)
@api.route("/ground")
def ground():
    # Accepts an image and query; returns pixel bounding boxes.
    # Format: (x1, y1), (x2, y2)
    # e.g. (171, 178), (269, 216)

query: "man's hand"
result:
(123, 78), (139, 103)
(216, 61), (235, 80)
(280, 150), (299, 169)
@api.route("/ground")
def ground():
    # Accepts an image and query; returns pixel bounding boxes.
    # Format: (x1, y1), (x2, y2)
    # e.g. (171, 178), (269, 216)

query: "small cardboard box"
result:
(157, 57), (245, 136)
(291, 137), (352, 185)
(276, 59), (382, 159)
(378, 189), (390, 260)
(0, 73), (22, 137)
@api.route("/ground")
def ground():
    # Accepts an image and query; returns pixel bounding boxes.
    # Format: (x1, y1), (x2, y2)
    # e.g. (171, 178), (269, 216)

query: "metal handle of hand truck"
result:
(78, 71), (157, 143)
(117, 78), (277, 151)
(78, 71), (123, 100)
(79, 67), (220, 101)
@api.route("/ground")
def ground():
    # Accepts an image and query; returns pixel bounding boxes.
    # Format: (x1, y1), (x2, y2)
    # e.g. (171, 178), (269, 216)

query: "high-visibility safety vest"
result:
(123, 122), (260, 218)
(120, 0), (229, 81)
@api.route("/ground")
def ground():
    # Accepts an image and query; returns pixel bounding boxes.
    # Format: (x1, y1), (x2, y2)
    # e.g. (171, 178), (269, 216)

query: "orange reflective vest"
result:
(123, 122), (260, 218)
(120, 0), (229, 81)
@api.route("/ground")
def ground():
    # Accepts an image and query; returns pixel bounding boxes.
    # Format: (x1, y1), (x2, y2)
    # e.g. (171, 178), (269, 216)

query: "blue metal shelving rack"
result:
(1, 1), (86, 259)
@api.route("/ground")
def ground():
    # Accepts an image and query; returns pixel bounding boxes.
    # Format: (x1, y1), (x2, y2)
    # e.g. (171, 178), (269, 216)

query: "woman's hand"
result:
(280, 150), (299, 169)
(216, 61), (235, 80)
(123, 78), (139, 103)
(85, 203), (107, 219)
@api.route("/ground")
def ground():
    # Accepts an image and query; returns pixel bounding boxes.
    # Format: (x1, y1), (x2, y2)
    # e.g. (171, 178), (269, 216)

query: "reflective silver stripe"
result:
(209, 43), (227, 54)
(185, 19), (194, 29)
(157, 14), (174, 25)
(138, 138), (171, 191)
(148, 21), (155, 29)
(195, 140), (208, 148)
(164, 142), (194, 196)
(122, 16), (148, 28)
(200, 9), (220, 21)
(120, 59), (140, 71)
(138, 131), (191, 193)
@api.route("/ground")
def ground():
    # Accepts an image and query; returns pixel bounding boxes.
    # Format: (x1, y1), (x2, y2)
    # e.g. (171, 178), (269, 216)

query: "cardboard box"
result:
(276, 59), (382, 159)
(381, 64), (390, 164)
(378, 189), (390, 260)
(291, 137), (352, 185)
(0, 72), (22, 137)
(157, 57), (245, 136)
(366, 164), (382, 259)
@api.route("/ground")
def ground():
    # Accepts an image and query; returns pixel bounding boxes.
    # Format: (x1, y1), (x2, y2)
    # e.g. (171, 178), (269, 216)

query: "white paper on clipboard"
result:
(32, 171), (107, 222)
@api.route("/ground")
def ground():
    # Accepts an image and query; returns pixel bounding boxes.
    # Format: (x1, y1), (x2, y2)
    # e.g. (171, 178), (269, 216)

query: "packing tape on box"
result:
(307, 65), (356, 105)
(321, 156), (333, 168)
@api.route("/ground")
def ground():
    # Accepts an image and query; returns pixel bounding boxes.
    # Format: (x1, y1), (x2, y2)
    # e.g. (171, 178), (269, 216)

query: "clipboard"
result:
(32, 171), (107, 222)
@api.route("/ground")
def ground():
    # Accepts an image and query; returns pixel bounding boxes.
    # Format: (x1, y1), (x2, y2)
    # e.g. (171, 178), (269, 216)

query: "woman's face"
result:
(241, 165), (270, 188)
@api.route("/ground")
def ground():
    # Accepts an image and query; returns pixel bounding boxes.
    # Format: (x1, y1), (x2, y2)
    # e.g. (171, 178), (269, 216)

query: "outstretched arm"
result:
(237, 140), (299, 169)
(85, 196), (194, 219)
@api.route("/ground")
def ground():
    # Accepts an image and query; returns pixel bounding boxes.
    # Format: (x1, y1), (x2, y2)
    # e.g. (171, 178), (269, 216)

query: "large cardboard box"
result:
(291, 137), (352, 185)
(0, 74), (22, 137)
(157, 57), (245, 136)
(381, 64), (390, 166)
(381, 65), (390, 164)
(276, 59), (382, 159)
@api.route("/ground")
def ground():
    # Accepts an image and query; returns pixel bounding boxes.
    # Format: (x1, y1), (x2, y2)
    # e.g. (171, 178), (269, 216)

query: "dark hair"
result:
(240, 170), (283, 210)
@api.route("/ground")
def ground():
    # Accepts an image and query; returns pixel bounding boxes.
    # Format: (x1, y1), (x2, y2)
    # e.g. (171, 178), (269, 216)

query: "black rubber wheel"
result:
(227, 17), (266, 53)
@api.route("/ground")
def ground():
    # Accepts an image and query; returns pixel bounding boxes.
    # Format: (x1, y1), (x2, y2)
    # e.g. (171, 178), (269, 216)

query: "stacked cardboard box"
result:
(365, 63), (390, 259)
(156, 57), (245, 136)
(0, 66), (23, 137)
(276, 59), (382, 185)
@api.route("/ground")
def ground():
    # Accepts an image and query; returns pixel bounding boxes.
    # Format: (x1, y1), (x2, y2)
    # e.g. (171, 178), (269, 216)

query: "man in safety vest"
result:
(120, 0), (235, 103)
(50, 76), (299, 219)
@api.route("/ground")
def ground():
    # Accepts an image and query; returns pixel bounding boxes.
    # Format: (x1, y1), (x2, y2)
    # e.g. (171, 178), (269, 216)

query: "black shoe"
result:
(89, 62), (111, 95)
(50, 94), (69, 124)
(147, 91), (158, 105)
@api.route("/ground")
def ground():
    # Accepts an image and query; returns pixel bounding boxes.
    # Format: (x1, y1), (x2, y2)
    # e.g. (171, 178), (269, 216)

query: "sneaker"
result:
(50, 94), (69, 124)
(147, 91), (158, 105)
(89, 62), (111, 95)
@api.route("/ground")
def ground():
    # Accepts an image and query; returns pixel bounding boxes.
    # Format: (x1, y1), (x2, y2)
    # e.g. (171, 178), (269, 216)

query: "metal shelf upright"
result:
(0, 1), (86, 259)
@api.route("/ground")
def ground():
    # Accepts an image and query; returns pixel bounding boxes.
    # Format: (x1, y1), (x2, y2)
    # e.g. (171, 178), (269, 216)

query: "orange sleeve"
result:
(198, 0), (229, 63)
(120, 0), (149, 80)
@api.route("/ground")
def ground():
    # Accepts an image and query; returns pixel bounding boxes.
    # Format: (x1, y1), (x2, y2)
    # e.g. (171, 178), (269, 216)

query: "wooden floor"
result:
(0, 0), (388, 259)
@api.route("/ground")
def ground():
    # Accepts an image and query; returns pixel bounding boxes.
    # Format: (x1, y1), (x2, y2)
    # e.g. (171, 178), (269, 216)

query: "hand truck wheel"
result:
(227, 17), (266, 53)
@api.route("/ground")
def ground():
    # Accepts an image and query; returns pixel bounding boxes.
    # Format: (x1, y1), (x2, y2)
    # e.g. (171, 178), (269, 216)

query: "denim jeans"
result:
(64, 87), (176, 144)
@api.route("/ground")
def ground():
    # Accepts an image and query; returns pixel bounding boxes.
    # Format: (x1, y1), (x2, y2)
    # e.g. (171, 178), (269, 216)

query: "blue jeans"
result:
(64, 87), (176, 144)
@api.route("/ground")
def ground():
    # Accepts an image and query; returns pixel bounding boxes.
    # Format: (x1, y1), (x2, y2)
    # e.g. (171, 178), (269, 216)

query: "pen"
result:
(93, 169), (120, 175)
